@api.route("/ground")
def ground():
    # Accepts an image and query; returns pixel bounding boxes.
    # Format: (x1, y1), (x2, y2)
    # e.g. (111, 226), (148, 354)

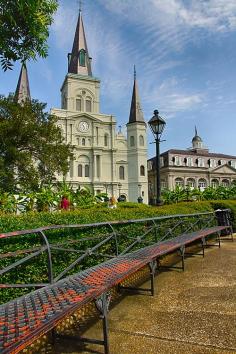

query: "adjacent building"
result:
(148, 128), (236, 201)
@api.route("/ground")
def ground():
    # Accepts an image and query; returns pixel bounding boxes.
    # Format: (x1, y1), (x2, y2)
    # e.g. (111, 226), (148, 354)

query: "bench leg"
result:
(201, 237), (205, 257)
(148, 260), (158, 296)
(180, 246), (185, 271)
(95, 292), (111, 354)
(217, 232), (221, 248)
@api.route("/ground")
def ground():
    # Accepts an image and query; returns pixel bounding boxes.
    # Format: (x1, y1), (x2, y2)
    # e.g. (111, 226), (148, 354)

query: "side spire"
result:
(15, 63), (31, 104)
(128, 66), (144, 124)
(68, 8), (92, 76)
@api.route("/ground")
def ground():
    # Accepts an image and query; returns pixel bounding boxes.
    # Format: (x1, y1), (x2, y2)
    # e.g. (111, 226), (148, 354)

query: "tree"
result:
(0, 0), (58, 71)
(0, 95), (73, 192)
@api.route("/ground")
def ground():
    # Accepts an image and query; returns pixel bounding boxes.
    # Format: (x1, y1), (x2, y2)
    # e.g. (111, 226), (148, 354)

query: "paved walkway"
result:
(56, 237), (236, 354)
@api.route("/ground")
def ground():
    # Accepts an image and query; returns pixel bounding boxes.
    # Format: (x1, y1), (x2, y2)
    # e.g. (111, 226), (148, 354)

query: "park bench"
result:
(0, 212), (233, 354)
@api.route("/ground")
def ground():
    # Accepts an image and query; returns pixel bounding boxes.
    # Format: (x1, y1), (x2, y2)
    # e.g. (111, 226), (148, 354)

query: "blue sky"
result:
(0, 0), (236, 158)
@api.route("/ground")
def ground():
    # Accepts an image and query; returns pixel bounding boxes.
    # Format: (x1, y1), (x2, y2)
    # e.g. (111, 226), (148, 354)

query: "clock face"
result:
(78, 121), (89, 132)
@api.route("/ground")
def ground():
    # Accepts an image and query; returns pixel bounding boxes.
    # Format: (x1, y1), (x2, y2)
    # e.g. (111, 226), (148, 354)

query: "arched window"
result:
(139, 135), (144, 146)
(186, 178), (195, 188)
(104, 134), (108, 147)
(85, 97), (92, 112)
(78, 155), (90, 179)
(82, 138), (86, 146)
(130, 136), (135, 147)
(119, 166), (125, 180)
(222, 179), (230, 187)
(85, 164), (90, 177)
(211, 179), (219, 188)
(76, 97), (82, 111)
(198, 178), (207, 190)
(175, 177), (184, 188)
(79, 49), (86, 66)
(78, 164), (83, 177)
(140, 165), (145, 176)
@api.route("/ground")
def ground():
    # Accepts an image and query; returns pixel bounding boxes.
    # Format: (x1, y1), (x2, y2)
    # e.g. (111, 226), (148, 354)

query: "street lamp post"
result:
(137, 183), (143, 203)
(104, 183), (109, 202)
(117, 183), (122, 202)
(148, 110), (166, 206)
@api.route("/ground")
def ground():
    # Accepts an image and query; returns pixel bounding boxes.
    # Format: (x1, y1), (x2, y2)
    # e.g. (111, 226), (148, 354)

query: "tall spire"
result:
(128, 66), (144, 124)
(15, 63), (31, 104)
(195, 125), (198, 136)
(68, 8), (92, 76)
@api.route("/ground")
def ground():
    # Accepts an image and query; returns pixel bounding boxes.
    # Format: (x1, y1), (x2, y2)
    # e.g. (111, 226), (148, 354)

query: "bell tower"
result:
(127, 67), (148, 203)
(61, 8), (100, 114)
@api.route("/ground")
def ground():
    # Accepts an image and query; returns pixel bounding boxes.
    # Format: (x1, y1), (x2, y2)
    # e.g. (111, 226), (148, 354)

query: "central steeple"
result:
(68, 8), (92, 76)
(128, 66), (144, 124)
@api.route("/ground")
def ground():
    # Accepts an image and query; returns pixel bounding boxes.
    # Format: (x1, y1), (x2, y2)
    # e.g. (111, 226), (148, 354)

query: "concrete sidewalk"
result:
(57, 238), (236, 354)
(57, 239), (236, 354)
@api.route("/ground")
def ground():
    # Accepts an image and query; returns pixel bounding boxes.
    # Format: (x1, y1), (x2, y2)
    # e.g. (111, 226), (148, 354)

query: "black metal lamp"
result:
(137, 183), (143, 203)
(117, 183), (122, 202)
(148, 110), (166, 206)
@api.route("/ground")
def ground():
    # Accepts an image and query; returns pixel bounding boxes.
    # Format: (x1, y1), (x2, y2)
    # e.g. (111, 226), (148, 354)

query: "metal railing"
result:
(0, 211), (219, 294)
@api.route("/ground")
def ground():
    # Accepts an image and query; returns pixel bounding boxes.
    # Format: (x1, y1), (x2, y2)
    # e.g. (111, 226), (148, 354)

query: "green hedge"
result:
(0, 201), (216, 233)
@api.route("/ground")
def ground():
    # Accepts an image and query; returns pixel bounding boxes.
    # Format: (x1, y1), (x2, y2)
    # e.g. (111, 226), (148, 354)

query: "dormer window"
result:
(79, 49), (86, 67)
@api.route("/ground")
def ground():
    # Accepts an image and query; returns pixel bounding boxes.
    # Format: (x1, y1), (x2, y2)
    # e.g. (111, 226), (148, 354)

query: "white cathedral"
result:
(15, 9), (148, 203)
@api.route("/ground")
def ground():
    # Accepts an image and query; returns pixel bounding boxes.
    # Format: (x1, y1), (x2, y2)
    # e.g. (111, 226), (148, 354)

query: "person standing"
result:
(60, 195), (70, 211)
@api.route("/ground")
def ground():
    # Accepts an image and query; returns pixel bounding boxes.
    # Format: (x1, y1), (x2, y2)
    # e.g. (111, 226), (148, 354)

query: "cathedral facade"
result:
(51, 10), (148, 203)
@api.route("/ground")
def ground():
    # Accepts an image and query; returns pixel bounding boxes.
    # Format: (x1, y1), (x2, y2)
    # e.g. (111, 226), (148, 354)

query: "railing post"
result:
(39, 231), (54, 284)
(95, 292), (111, 354)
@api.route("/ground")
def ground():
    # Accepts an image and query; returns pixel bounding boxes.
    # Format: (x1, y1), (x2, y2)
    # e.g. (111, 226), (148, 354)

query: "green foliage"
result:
(162, 186), (236, 204)
(0, 95), (72, 192)
(0, 0), (58, 70)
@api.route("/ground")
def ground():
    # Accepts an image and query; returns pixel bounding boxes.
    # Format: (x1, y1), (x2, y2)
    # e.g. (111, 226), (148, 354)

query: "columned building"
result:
(148, 128), (236, 200)
(50, 10), (148, 203)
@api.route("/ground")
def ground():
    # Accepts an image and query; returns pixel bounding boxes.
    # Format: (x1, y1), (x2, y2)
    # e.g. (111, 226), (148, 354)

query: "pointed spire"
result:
(128, 66), (144, 124)
(68, 8), (92, 76)
(195, 125), (198, 136)
(15, 63), (31, 104)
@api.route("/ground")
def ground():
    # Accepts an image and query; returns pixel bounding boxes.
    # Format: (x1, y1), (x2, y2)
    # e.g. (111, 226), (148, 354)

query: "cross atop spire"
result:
(134, 65), (136, 80)
(128, 66), (144, 124)
(68, 7), (92, 76)
(15, 62), (31, 104)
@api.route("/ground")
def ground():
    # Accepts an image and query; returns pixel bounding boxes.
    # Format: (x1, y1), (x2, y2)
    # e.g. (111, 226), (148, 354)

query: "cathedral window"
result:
(85, 164), (90, 177)
(140, 165), (145, 176)
(139, 135), (144, 146)
(119, 166), (125, 180)
(130, 136), (135, 147)
(104, 134), (108, 147)
(79, 49), (86, 67)
(76, 98), (82, 111)
(82, 138), (86, 146)
(86, 98), (92, 112)
(78, 164), (83, 177)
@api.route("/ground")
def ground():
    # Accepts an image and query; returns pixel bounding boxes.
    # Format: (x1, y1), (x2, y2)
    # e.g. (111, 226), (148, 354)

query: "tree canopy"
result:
(0, 0), (58, 70)
(0, 95), (73, 191)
